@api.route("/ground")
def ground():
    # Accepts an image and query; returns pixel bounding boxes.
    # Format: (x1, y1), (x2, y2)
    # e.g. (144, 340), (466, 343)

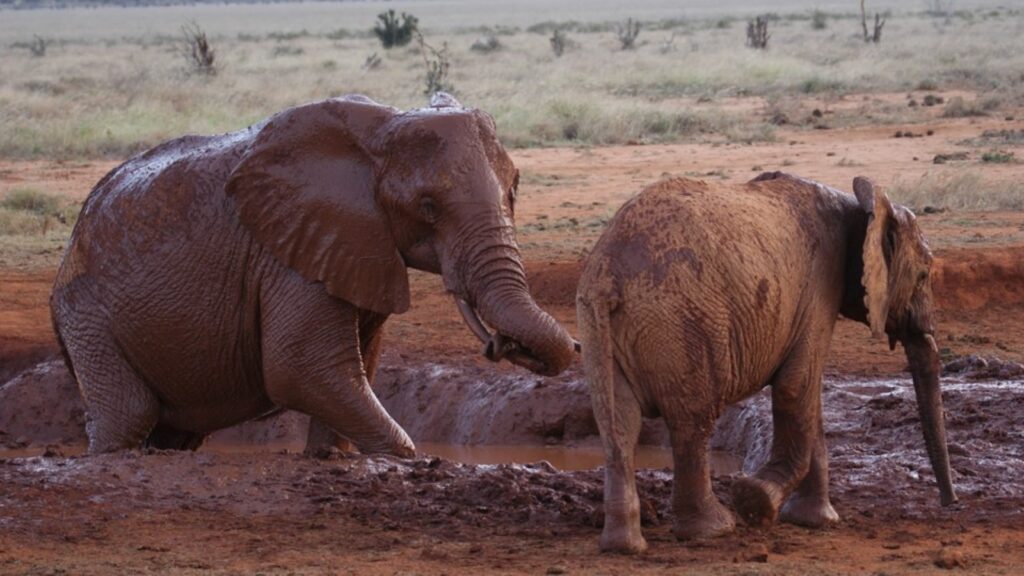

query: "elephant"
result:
(576, 172), (957, 553)
(50, 93), (576, 456)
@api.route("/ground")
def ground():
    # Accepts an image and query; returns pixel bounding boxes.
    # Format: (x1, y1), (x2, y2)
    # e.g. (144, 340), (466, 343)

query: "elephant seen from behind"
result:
(577, 172), (956, 553)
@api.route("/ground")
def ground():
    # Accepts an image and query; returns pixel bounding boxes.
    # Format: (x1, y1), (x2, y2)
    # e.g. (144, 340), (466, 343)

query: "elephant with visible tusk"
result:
(576, 172), (957, 554)
(51, 93), (576, 456)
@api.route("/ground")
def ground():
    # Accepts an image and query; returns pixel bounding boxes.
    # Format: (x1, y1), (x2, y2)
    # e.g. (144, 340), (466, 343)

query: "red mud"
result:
(3, 111), (1024, 573)
(3, 370), (1023, 574)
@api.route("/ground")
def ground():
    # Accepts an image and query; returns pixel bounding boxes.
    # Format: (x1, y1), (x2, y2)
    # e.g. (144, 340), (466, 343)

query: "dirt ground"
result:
(2, 96), (1024, 574)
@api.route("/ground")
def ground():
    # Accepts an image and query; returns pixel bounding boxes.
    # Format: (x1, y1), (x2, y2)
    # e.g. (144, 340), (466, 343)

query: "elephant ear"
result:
(226, 97), (410, 315)
(854, 176), (895, 339)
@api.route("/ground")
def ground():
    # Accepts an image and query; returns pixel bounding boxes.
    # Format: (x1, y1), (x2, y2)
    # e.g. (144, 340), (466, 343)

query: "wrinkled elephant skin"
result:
(51, 93), (575, 456)
(577, 172), (956, 553)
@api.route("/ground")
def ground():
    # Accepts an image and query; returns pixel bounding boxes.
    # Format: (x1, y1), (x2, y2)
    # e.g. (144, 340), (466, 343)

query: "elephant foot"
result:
(780, 494), (840, 528)
(600, 524), (648, 554)
(353, 437), (417, 459)
(673, 500), (736, 541)
(303, 420), (356, 458)
(600, 500), (647, 554)
(350, 428), (417, 459)
(731, 476), (785, 527)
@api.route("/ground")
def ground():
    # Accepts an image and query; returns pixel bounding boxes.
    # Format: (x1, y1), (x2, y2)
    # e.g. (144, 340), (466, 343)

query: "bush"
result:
(746, 16), (770, 49)
(942, 96), (990, 118)
(470, 35), (501, 53)
(1, 188), (60, 216)
(616, 18), (641, 50)
(811, 10), (828, 30)
(181, 21), (216, 75)
(981, 150), (1014, 163)
(418, 35), (453, 95)
(374, 10), (418, 49)
(550, 28), (571, 57)
(0, 188), (74, 237)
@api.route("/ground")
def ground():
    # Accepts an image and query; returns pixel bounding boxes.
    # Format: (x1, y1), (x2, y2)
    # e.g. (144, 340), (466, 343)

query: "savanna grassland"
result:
(1, 1), (1023, 156)
(1, 1), (1023, 260)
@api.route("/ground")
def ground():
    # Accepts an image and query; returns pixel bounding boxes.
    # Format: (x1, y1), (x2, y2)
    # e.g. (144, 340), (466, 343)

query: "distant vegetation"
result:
(0, 4), (1021, 157)
(373, 9), (418, 49)
(0, 188), (77, 236)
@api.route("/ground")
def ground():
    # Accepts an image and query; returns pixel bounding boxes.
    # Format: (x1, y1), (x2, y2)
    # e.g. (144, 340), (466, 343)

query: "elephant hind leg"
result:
(580, 297), (646, 554)
(62, 329), (160, 453)
(594, 363), (647, 554)
(660, 400), (736, 541)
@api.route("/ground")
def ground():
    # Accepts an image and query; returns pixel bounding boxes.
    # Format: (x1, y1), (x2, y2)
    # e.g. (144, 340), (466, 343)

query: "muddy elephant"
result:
(577, 173), (957, 553)
(51, 93), (576, 455)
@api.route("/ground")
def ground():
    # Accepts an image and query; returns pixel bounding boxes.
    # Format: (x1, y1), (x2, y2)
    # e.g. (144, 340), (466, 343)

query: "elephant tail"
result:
(576, 287), (619, 447)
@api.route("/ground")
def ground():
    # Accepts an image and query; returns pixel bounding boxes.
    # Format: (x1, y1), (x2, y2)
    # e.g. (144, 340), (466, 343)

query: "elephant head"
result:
(852, 176), (957, 507)
(225, 93), (575, 376)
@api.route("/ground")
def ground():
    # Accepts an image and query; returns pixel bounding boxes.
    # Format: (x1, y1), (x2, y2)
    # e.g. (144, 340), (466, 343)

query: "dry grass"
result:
(890, 172), (1024, 212)
(0, 188), (77, 236)
(0, 5), (1021, 157)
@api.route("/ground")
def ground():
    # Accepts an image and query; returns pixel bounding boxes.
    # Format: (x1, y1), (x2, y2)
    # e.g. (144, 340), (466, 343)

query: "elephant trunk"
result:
(453, 239), (575, 377)
(903, 332), (958, 506)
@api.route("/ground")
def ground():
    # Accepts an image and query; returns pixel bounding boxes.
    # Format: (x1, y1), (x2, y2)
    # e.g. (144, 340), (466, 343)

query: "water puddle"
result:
(416, 442), (742, 474)
(0, 441), (741, 474)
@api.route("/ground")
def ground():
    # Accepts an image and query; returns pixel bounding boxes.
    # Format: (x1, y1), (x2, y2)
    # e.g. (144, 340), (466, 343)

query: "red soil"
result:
(2, 109), (1024, 574)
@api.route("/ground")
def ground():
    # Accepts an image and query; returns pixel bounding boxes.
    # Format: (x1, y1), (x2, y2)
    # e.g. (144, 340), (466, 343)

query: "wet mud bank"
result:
(2, 368), (1023, 573)
(3, 356), (1023, 505)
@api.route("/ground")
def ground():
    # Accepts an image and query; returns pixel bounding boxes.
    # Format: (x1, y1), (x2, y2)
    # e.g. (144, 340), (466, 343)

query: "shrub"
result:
(811, 10), (828, 30)
(0, 188), (73, 237)
(418, 34), (452, 95)
(616, 18), (641, 50)
(746, 16), (770, 49)
(181, 21), (216, 75)
(550, 28), (569, 57)
(374, 10), (418, 49)
(470, 35), (501, 53)
(271, 45), (304, 57)
(1, 188), (60, 216)
(942, 96), (989, 118)
(362, 53), (382, 71)
(860, 1), (885, 44)
(981, 150), (1014, 163)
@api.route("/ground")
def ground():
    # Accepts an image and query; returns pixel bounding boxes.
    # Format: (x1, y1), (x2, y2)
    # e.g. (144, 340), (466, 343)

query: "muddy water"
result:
(417, 442), (743, 473)
(0, 441), (741, 474)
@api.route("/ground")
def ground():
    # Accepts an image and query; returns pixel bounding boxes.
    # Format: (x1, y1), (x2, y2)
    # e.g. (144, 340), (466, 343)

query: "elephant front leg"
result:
(261, 275), (415, 458)
(303, 317), (387, 457)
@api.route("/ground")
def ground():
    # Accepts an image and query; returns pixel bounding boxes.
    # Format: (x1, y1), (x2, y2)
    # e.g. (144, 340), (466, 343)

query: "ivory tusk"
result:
(452, 295), (553, 373)
(454, 296), (493, 345)
(924, 333), (939, 354)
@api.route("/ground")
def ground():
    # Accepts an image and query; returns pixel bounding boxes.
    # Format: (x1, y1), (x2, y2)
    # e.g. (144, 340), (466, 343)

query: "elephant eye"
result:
(419, 196), (439, 222)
